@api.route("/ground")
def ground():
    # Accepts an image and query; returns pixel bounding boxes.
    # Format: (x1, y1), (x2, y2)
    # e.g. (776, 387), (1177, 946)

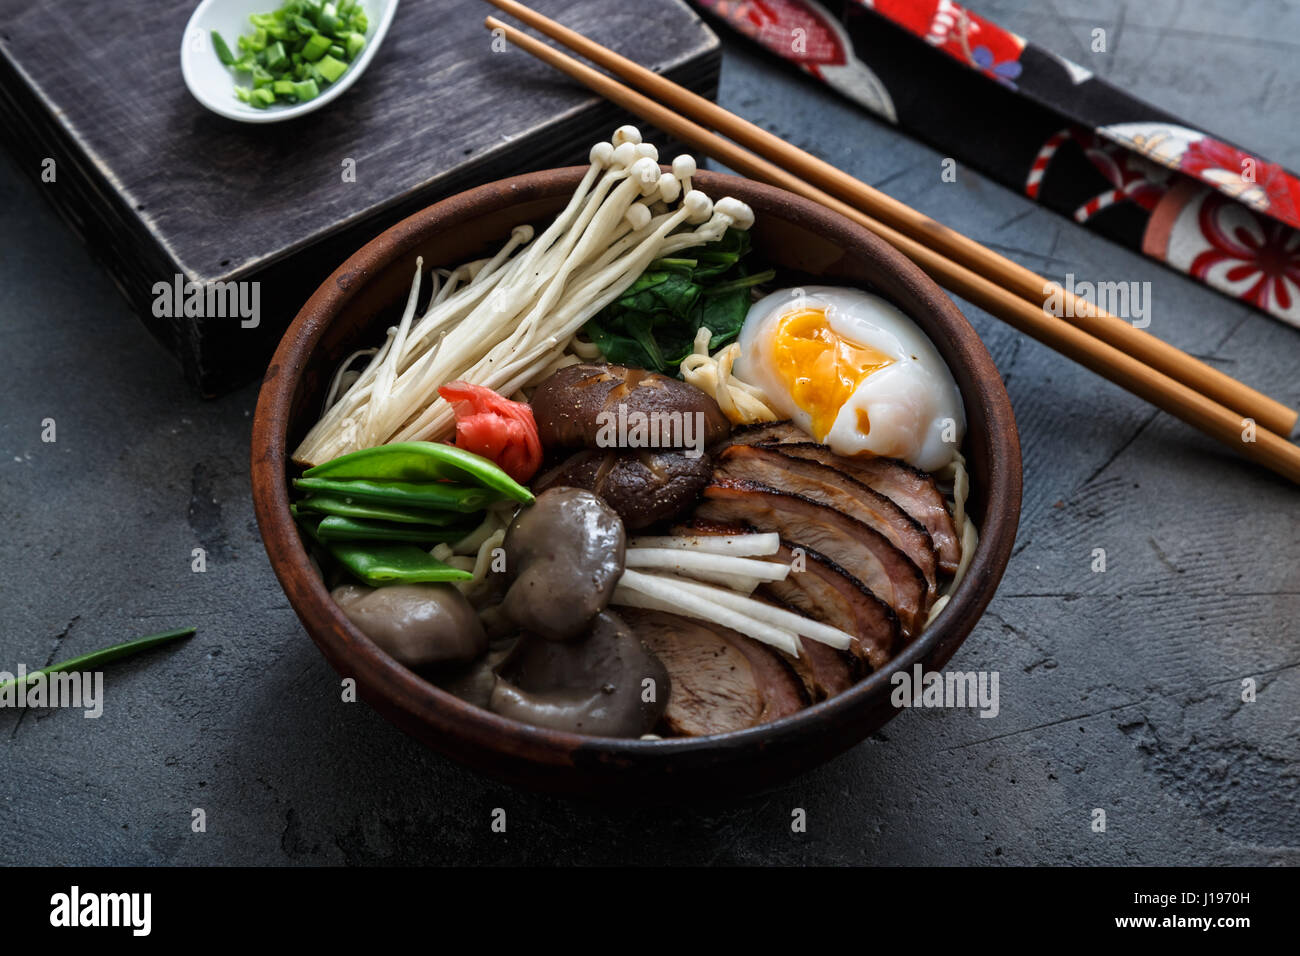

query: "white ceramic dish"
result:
(180, 0), (399, 123)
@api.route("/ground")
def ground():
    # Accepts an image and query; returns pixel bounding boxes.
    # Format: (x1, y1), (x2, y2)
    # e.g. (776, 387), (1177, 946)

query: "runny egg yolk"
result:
(771, 307), (893, 440)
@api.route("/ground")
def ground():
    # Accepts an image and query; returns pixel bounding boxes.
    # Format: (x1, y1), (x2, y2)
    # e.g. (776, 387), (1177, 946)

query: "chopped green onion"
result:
(301, 32), (331, 61)
(265, 40), (288, 71)
(315, 54), (347, 83)
(211, 31), (236, 66)
(211, 0), (368, 108)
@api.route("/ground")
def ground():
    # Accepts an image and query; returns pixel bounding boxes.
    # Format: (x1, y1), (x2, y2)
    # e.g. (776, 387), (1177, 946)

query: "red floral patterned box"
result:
(699, 0), (1300, 325)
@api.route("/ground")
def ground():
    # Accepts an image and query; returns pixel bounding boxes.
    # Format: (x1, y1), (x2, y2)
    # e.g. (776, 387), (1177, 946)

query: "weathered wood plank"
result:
(0, 0), (720, 392)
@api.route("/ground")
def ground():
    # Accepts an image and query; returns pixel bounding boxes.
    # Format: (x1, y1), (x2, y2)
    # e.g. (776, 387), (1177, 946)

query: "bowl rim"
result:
(251, 166), (1022, 768)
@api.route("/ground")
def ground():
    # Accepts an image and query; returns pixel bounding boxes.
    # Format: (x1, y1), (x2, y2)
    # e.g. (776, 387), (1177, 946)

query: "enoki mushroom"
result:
(294, 126), (756, 466)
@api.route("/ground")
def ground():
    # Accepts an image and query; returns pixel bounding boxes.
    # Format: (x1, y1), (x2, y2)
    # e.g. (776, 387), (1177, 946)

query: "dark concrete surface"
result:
(1, 0), (1296, 865)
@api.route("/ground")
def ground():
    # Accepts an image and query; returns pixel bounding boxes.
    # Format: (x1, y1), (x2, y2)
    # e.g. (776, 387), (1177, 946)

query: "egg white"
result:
(733, 286), (965, 471)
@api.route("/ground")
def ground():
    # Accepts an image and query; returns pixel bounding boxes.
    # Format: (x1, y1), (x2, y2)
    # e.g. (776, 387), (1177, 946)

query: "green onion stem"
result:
(701, 268), (777, 296)
(0, 627), (197, 691)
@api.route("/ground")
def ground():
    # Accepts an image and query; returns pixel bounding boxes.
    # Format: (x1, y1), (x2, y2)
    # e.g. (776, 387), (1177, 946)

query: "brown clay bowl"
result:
(251, 167), (1022, 798)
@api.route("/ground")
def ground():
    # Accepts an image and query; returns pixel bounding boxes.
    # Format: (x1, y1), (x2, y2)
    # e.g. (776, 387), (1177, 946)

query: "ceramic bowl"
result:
(250, 167), (1022, 797)
(180, 0), (399, 123)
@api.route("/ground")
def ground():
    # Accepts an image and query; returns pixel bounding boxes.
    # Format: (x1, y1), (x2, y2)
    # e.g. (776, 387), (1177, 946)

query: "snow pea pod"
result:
(293, 495), (469, 526)
(303, 442), (534, 504)
(293, 477), (496, 513)
(293, 511), (472, 586)
(326, 542), (473, 586)
(315, 514), (473, 544)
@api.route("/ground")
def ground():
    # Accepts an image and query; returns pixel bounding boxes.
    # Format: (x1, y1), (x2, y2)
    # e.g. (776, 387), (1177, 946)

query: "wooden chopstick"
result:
(483, 0), (1297, 439)
(482, 16), (1300, 484)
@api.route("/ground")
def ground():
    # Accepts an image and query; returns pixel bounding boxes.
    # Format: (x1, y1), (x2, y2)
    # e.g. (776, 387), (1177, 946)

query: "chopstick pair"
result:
(481, 1), (1300, 484)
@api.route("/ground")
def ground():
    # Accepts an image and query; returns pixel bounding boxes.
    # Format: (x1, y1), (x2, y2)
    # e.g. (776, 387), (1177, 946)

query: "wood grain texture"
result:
(0, 0), (719, 392)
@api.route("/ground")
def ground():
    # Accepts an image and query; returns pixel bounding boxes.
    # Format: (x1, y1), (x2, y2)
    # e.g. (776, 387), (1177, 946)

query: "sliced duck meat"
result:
(622, 607), (806, 736)
(713, 419), (809, 450)
(673, 519), (895, 678)
(712, 420), (962, 576)
(760, 540), (898, 674)
(714, 443), (938, 592)
(774, 443), (962, 575)
(759, 608), (856, 703)
(695, 479), (929, 635)
(787, 639), (856, 702)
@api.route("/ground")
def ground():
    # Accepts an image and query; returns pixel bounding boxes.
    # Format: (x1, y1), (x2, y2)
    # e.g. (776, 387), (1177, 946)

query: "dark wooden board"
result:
(0, 0), (719, 393)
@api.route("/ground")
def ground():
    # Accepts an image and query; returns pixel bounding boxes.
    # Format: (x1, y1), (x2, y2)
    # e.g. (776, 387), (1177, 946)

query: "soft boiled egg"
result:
(733, 286), (965, 471)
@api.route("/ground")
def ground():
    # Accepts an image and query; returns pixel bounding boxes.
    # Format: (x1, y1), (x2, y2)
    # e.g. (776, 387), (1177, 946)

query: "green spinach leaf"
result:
(583, 228), (774, 375)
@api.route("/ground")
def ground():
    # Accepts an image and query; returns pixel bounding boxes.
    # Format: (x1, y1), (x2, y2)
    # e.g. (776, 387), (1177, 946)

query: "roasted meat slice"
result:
(714, 419), (962, 575)
(623, 608), (806, 736)
(761, 540), (898, 674)
(775, 443), (962, 575)
(676, 519), (898, 676)
(695, 479), (928, 635)
(788, 639), (856, 701)
(715, 443), (938, 592)
(672, 520), (868, 692)
(767, 607), (857, 702)
(714, 419), (808, 450)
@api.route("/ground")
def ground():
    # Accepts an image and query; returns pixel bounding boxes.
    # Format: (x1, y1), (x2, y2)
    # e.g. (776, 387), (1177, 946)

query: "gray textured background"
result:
(1, 0), (1296, 865)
